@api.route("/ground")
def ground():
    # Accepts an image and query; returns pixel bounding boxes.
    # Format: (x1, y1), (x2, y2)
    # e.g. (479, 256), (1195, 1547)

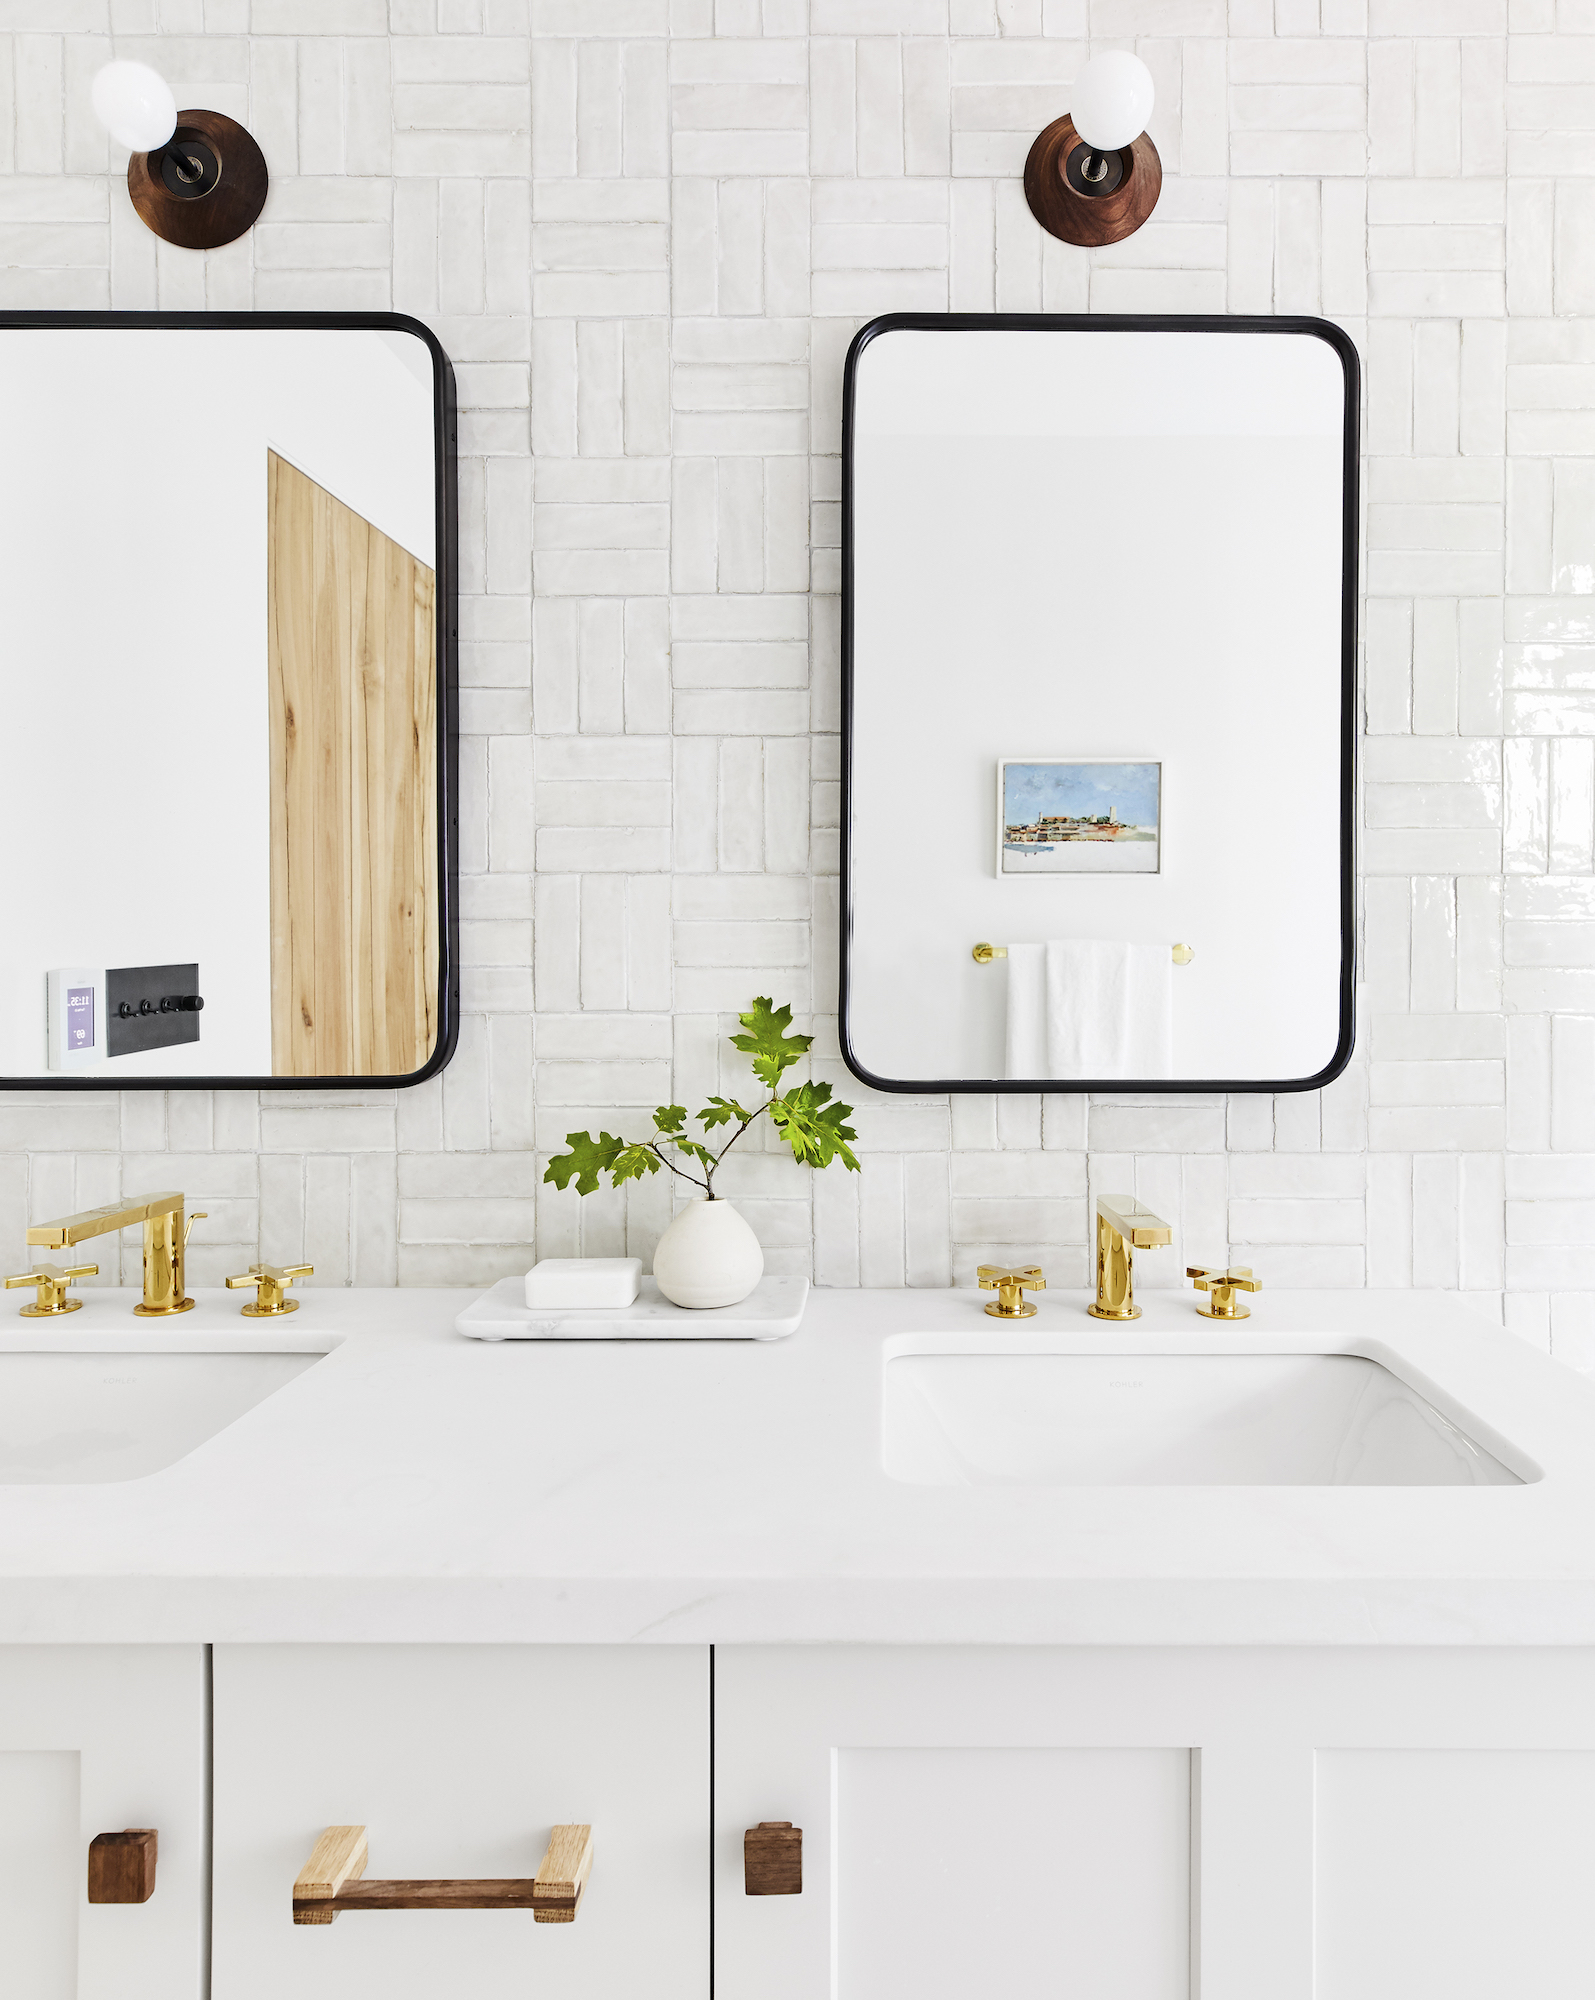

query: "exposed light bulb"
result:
(1070, 51), (1155, 153)
(91, 60), (177, 153)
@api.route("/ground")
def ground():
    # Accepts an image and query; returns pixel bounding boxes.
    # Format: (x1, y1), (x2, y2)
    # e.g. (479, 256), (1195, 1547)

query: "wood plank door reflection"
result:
(267, 451), (438, 1077)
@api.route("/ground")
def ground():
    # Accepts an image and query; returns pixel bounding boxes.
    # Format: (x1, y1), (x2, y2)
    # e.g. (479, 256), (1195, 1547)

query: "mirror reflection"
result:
(0, 323), (452, 1084)
(844, 320), (1355, 1093)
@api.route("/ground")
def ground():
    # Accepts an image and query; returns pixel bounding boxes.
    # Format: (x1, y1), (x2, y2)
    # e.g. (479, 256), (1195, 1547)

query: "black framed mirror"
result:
(841, 312), (1358, 1097)
(0, 311), (458, 1091)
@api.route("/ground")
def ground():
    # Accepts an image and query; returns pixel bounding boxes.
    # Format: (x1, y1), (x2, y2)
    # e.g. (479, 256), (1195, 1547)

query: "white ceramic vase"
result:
(652, 1196), (764, 1309)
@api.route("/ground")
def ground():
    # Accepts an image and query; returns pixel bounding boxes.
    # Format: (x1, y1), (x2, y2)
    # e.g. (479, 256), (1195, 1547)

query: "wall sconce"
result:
(92, 61), (268, 251)
(1024, 52), (1161, 249)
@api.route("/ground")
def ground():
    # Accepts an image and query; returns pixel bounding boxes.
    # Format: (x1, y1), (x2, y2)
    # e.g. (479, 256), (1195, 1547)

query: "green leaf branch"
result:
(543, 998), (861, 1201)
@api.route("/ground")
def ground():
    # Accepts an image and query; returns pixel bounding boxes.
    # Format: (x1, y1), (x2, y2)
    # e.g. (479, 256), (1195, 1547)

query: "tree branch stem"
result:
(651, 1141), (709, 1192)
(703, 1098), (771, 1194)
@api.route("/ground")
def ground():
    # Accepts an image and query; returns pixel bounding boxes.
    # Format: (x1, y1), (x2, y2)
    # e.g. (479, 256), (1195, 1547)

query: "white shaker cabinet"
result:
(210, 1644), (709, 2000)
(714, 1645), (1595, 2000)
(0, 1644), (208, 2000)
(10, 1638), (1595, 2000)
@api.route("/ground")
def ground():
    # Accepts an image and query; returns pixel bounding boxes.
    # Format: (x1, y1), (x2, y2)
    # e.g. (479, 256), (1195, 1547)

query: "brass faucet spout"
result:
(27, 1192), (183, 1251)
(1089, 1196), (1172, 1321)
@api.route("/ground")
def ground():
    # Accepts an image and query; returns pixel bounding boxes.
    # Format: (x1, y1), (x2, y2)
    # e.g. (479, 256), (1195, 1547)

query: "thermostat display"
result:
(46, 967), (108, 1072)
(65, 984), (95, 1052)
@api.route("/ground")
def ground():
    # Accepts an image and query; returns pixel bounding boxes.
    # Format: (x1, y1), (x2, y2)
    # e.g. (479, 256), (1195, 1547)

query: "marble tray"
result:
(454, 1273), (809, 1341)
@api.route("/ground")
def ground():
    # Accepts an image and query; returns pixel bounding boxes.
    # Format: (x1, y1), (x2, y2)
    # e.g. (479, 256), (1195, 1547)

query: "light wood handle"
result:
(291, 1824), (592, 1926)
(532, 1823), (594, 1924)
(293, 1825), (368, 1925)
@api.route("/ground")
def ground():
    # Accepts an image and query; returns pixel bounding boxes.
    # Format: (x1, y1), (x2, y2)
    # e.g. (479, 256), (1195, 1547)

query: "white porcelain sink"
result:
(883, 1346), (1527, 1487)
(0, 1344), (327, 1483)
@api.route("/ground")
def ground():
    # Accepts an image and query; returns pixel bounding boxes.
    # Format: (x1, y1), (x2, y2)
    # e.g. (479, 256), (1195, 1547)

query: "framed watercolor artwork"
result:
(999, 759), (1161, 874)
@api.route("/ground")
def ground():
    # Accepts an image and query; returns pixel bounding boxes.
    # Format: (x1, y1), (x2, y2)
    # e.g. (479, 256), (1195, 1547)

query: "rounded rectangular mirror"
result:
(0, 313), (458, 1089)
(842, 314), (1357, 1095)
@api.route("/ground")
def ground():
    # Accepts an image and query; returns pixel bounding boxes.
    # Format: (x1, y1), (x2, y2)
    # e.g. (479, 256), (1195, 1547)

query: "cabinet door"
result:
(0, 1644), (207, 2000)
(718, 1645), (1595, 2000)
(716, 1647), (1197, 2000)
(212, 1645), (708, 2000)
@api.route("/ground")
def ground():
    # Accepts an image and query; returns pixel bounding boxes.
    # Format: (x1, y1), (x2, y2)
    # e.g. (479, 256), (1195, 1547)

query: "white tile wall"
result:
(0, 0), (1589, 1362)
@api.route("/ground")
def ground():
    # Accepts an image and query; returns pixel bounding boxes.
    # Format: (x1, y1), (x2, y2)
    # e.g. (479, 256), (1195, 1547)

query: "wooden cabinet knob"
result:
(744, 1821), (802, 1896)
(88, 1828), (157, 1903)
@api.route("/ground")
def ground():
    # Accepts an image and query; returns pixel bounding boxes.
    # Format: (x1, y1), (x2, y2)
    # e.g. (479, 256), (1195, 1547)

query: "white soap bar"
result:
(524, 1257), (642, 1310)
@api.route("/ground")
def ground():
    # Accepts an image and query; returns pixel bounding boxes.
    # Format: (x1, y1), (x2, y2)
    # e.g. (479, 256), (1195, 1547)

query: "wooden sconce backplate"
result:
(1023, 113), (1162, 248)
(88, 1828), (158, 1904)
(744, 1820), (802, 1895)
(127, 108), (268, 251)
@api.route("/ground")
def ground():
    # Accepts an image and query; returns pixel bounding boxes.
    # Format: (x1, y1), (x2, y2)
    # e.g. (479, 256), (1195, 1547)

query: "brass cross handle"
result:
(978, 1263), (1045, 1319)
(226, 1262), (313, 1315)
(5, 1262), (98, 1316)
(1187, 1266), (1261, 1320)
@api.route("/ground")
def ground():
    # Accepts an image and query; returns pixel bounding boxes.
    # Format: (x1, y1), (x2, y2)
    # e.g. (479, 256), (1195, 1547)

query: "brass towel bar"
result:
(973, 942), (1194, 965)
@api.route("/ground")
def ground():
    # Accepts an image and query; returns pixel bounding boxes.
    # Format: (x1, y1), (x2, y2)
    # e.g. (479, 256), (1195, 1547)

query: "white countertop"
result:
(1, 1285), (1593, 1649)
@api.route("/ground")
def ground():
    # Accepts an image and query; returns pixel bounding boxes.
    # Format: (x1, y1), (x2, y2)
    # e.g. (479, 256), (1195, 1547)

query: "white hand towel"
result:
(1003, 942), (1050, 1079)
(1005, 940), (1173, 1081)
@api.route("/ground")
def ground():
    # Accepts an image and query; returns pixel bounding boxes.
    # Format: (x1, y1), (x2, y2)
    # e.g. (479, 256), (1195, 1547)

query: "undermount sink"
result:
(0, 1343), (327, 1483)
(883, 1344), (1528, 1488)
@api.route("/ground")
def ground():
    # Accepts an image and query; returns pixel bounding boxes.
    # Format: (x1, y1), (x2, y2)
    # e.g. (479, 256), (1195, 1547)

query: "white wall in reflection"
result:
(0, 328), (434, 1078)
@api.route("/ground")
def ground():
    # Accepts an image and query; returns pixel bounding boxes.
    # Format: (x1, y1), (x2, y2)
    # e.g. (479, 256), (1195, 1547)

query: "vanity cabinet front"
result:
(715, 1645), (1595, 2000)
(210, 1644), (709, 2000)
(0, 1644), (208, 2000)
(9, 1636), (1594, 1998)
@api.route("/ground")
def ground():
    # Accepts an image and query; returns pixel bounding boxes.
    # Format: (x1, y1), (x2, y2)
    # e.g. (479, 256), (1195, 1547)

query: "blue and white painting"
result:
(999, 760), (1161, 874)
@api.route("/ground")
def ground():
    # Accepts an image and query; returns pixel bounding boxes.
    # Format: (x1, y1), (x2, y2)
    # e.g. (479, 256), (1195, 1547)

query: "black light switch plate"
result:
(106, 964), (203, 1059)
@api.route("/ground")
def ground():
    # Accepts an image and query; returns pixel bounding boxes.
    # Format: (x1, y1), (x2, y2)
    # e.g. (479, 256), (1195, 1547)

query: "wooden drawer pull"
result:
(292, 1823), (592, 1926)
(88, 1828), (157, 1904)
(532, 1822), (593, 1925)
(744, 1821), (802, 1895)
(293, 1824), (367, 1925)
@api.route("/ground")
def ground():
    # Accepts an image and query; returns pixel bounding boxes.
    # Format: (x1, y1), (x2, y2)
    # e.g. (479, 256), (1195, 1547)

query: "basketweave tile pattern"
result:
(0, 0), (1589, 1363)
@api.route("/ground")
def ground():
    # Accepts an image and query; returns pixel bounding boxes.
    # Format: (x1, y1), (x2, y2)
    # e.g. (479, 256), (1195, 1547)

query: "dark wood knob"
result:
(88, 1828), (157, 1903)
(744, 1821), (801, 1896)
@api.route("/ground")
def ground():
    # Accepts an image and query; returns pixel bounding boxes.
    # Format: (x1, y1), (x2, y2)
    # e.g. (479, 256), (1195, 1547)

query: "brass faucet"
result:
(26, 1193), (206, 1317)
(1089, 1195), (1172, 1321)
